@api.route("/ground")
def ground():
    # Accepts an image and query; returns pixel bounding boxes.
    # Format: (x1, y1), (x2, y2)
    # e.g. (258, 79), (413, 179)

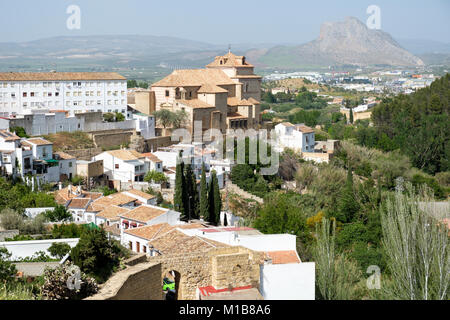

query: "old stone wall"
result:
(149, 246), (262, 300)
(92, 132), (134, 149)
(65, 148), (103, 161)
(85, 262), (163, 300)
(144, 135), (175, 152)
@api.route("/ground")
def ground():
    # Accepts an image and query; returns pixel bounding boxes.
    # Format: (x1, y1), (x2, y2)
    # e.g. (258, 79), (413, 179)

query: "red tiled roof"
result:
(265, 251), (301, 264)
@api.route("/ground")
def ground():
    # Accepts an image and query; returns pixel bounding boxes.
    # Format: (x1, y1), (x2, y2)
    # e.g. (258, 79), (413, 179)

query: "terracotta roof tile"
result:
(123, 189), (157, 201)
(97, 205), (130, 221)
(265, 251), (301, 264)
(67, 198), (91, 209)
(206, 52), (254, 68)
(176, 99), (215, 109)
(197, 84), (228, 94)
(106, 149), (145, 161)
(88, 192), (137, 212)
(227, 97), (253, 107)
(295, 125), (314, 133)
(0, 130), (20, 141)
(151, 69), (236, 87)
(141, 152), (162, 163)
(148, 229), (229, 255)
(124, 223), (174, 240)
(25, 138), (53, 146)
(120, 205), (167, 223)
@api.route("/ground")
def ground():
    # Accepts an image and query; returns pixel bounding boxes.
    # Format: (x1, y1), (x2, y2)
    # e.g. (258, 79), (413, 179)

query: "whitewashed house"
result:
(54, 151), (76, 181)
(93, 149), (149, 183)
(0, 130), (21, 175)
(274, 122), (315, 153)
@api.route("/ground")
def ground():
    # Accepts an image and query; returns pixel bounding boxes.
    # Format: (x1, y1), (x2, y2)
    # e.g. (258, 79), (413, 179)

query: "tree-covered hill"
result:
(371, 74), (449, 174)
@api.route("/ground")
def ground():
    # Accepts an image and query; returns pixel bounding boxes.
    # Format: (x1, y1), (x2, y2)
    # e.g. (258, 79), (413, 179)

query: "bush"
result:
(0, 283), (37, 300)
(0, 248), (17, 282)
(41, 262), (98, 300)
(44, 205), (72, 222)
(70, 228), (122, 283)
(48, 242), (72, 259)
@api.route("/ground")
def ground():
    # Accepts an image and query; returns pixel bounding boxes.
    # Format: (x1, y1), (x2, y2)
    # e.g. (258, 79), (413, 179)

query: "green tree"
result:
(349, 107), (354, 124)
(153, 109), (175, 129)
(207, 171), (221, 225)
(115, 112), (125, 122)
(144, 170), (168, 184)
(70, 228), (122, 283)
(184, 164), (199, 220)
(199, 163), (209, 219)
(0, 248), (17, 282)
(335, 167), (359, 223)
(313, 217), (362, 300)
(103, 112), (115, 122)
(253, 192), (307, 239)
(44, 205), (72, 222)
(172, 110), (189, 129)
(262, 91), (276, 103)
(48, 242), (72, 260)
(174, 156), (186, 219)
(381, 184), (449, 300)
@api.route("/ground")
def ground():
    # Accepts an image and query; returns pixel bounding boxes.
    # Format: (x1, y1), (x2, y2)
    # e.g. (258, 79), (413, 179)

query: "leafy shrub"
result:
(41, 262), (98, 300)
(48, 242), (72, 259)
(70, 228), (122, 283)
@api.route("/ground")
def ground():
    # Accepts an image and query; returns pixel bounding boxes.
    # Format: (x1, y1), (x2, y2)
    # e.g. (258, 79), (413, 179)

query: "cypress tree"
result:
(223, 213), (228, 226)
(184, 164), (199, 220)
(349, 107), (354, 124)
(199, 163), (209, 220)
(207, 170), (221, 226)
(212, 171), (222, 224)
(337, 166), (359, 223)
(208, 175), (215, 225)
(174, 155), (186, 220)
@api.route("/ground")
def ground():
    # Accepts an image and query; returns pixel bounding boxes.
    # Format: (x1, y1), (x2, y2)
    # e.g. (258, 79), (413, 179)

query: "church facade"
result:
(150, 52), (262, 135)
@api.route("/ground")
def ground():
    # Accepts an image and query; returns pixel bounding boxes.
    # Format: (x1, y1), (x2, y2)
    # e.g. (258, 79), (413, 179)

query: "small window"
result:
(115, 164), (119, 169)
(165, 90), (169, 97)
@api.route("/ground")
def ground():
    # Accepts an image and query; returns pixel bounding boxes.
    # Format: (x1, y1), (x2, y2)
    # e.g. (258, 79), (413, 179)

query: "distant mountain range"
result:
(252, 17), (425, 68)
(0, 17), (448, 73)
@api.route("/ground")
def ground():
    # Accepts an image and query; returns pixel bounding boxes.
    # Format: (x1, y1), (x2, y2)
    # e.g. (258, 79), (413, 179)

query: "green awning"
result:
(84, 222), (100, 230)
(46, 159), (59, 164)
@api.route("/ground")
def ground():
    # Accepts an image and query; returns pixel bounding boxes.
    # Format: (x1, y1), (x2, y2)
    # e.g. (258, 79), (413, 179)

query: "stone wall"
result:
(144, 135), (175, 152)
(65, 148), (103, 161)
(0, 230), (19, 241)
(92, 132), (134, 149)
(149, 246), (262, 300)
(85, 262), (163, 300)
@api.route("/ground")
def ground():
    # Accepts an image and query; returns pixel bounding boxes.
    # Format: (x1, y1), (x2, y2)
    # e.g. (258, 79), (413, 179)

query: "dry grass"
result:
(43, 132), (95, 151)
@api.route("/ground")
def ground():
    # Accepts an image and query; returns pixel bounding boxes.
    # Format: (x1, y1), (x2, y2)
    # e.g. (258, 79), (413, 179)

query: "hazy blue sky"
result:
(0, 0), (449, 44)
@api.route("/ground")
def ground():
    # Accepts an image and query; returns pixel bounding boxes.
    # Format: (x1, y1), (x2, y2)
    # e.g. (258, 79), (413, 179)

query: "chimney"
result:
(77, 185), (82, 195)
(68, 184), (73, 195)
(58, 181), (62, 190)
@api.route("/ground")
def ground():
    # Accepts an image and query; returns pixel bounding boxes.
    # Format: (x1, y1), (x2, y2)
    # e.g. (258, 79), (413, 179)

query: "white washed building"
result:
(274, 122), (315, 153)
(0, 72), (127, 117)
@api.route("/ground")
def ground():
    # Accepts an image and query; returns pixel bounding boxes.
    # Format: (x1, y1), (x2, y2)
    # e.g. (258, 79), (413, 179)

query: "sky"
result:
(0, 0), (449, 45)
